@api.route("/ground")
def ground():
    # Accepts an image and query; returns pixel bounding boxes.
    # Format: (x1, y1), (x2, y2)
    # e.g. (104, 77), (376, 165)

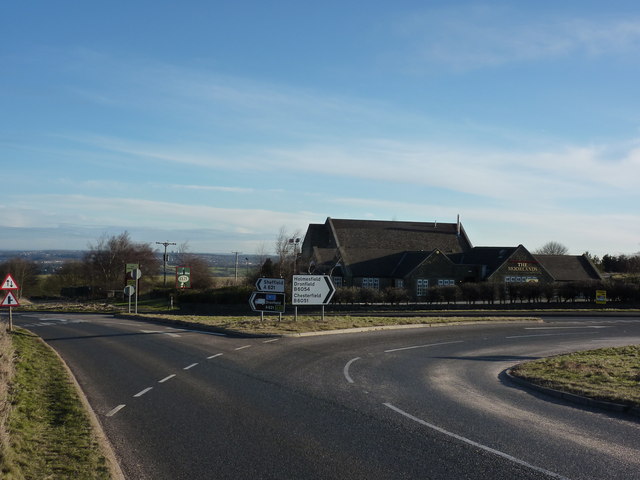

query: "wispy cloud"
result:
(391, 6), (640, 71)
(4, 194), (316, 233)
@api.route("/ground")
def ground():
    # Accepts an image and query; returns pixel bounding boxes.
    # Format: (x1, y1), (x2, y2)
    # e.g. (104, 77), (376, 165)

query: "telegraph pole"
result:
(156, 241), (176, 286)
(232, 251), (242, 284)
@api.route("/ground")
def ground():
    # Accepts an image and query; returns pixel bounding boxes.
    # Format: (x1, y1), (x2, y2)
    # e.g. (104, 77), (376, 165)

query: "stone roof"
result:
(300, 218), (472, 278)
(329, 218), (472, 254)
(534, 255), (603, 282)
(448, 246), (519, 277)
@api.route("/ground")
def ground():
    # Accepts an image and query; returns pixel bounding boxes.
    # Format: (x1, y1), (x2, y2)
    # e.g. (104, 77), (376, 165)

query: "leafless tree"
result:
(534, 241), (569, 255)
(0, 257), (39, 298)
(174, 242), (214, 289)
(83, 232), (159, 294)
(274, 226), (302, 277)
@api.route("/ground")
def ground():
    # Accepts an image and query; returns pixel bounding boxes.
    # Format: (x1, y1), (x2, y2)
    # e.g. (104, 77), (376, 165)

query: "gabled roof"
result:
(328, 218), (472, 254)
(449, 246), (519, 277)
(534, 255), (603, 282)
(301, 217), (474, 278)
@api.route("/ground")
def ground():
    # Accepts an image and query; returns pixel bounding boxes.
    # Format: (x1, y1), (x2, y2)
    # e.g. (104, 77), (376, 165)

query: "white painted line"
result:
(384, 340), (464, 353)
(184, 363), (198, 370)
(235, 345), (252, 351)
(186, 329), (227, 336)
(134, 387), (153, 398)
(207, 353), (223, 359)
(106, 404), (126, 417)
(383, 403), (569, 480)
(524, 326), (609, 330)
(343, 357), (361, 384)
(140, 329), (181, 337)
(159, 374), (176, 383)
(506, 332), (599, 339)
(263, 338), (280, 343)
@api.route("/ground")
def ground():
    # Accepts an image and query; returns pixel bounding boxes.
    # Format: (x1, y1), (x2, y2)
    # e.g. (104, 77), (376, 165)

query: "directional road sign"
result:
(255, 278), (285, 293)
(249, 292), (286, 313)
(176, 266), (191, 289)
(291, 275), (336, 305)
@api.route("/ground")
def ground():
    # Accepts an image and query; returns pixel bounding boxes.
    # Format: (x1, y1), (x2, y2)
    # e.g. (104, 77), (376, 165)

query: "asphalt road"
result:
(13, 312), (640, 479)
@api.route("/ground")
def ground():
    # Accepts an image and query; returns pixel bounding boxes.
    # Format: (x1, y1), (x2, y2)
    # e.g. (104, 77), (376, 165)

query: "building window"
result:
(438, 279), (454, 286)
(362, 278), (380, 290)
(332, 276), (343, 287)
(416, 278), (429, 296)
(505, 276), (539, 283)
(395, 279), (404, 288)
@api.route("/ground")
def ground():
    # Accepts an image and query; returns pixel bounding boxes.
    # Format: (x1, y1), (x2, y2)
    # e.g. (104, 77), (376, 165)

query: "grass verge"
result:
(0, 328), (114, 479)
(131, 313), (540, 335)
(510, 345), (640, 407)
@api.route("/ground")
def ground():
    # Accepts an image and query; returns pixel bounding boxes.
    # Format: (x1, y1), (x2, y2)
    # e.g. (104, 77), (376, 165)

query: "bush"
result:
(177, 285), (254, 305)
(333, 286), (359, 304)
(384, 287), (410, 305)
(460, 283), (480, 304)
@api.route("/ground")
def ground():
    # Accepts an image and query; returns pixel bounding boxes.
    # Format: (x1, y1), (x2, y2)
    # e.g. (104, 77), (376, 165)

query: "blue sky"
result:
(2, 1), (640, 257)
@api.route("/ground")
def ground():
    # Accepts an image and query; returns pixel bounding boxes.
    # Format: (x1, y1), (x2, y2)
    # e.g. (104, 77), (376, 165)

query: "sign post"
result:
(176, 267), (192, 289)
(130, 268), (142, 314)
(124, 285), (135, 313)
(1, 274), (20, 331)
(291, 275), (336, 321)
(251, 278), (286, 321)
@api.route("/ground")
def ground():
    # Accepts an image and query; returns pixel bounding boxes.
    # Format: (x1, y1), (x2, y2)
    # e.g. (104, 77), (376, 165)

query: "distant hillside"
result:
(0, 250), (274, 274)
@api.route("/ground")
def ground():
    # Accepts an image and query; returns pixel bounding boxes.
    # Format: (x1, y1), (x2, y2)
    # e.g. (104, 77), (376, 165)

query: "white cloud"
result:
(3, 194), (316, 234)
(392, 7), (640, 71)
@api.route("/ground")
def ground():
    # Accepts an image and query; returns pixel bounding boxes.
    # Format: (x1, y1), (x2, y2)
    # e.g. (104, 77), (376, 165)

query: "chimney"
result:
(457, 214), (461, 236)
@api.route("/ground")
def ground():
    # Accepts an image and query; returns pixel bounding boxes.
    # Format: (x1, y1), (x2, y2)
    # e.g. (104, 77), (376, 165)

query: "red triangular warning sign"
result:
(1, 274), (19, 290)
(1, 292), (19, 307)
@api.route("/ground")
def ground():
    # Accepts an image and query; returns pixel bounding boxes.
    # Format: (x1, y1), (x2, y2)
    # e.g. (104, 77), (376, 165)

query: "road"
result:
(13, 312), (640, 479)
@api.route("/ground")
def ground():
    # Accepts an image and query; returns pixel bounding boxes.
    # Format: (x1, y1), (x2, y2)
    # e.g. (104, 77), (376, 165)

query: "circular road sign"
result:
(124, 285), (135, 297)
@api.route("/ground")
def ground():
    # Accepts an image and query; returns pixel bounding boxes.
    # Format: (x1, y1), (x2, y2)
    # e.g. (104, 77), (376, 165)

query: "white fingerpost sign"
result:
(291, 275), (336, 305)
(256, 278), (285, 293)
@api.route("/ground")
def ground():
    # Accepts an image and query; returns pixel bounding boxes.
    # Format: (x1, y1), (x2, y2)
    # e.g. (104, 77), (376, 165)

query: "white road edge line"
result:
(184, 363), (198, 370)
(507, 332), (600, 339)
(106, 405), (126, 417)
(159, 374), (176, 383)
(383, 403), (569, 480)
(524, 326), (609, 330)
(384, 340), (464, 353)
(263, 338), (280, 343)
(207, 353), (223, 359)
(134, 387), (153, 398)
(343, 357), (361, 384)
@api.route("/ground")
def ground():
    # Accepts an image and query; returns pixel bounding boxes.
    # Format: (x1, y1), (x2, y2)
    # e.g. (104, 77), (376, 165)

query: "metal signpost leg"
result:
(135, 277), (139, 314)
(8, 306), (12, 332)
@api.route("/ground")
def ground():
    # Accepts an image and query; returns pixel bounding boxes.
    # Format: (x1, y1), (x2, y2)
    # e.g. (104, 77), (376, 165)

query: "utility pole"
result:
(232, 251), (242, 284)
(156, 241), (176, 286)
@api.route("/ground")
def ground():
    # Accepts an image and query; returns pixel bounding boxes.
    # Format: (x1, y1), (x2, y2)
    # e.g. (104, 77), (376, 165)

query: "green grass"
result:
(511, 345), (640, 407)
(1, 328), (112, 479)
(131, 313), (539, 335)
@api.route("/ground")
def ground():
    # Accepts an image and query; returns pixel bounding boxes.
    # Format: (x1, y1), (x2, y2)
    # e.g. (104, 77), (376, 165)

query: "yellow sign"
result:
(595, 290), (607, 305)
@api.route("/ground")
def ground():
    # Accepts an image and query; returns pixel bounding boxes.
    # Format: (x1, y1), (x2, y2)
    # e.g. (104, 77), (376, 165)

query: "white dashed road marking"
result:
(134, 387), (153, 398)
(106, 405), (126, 417)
